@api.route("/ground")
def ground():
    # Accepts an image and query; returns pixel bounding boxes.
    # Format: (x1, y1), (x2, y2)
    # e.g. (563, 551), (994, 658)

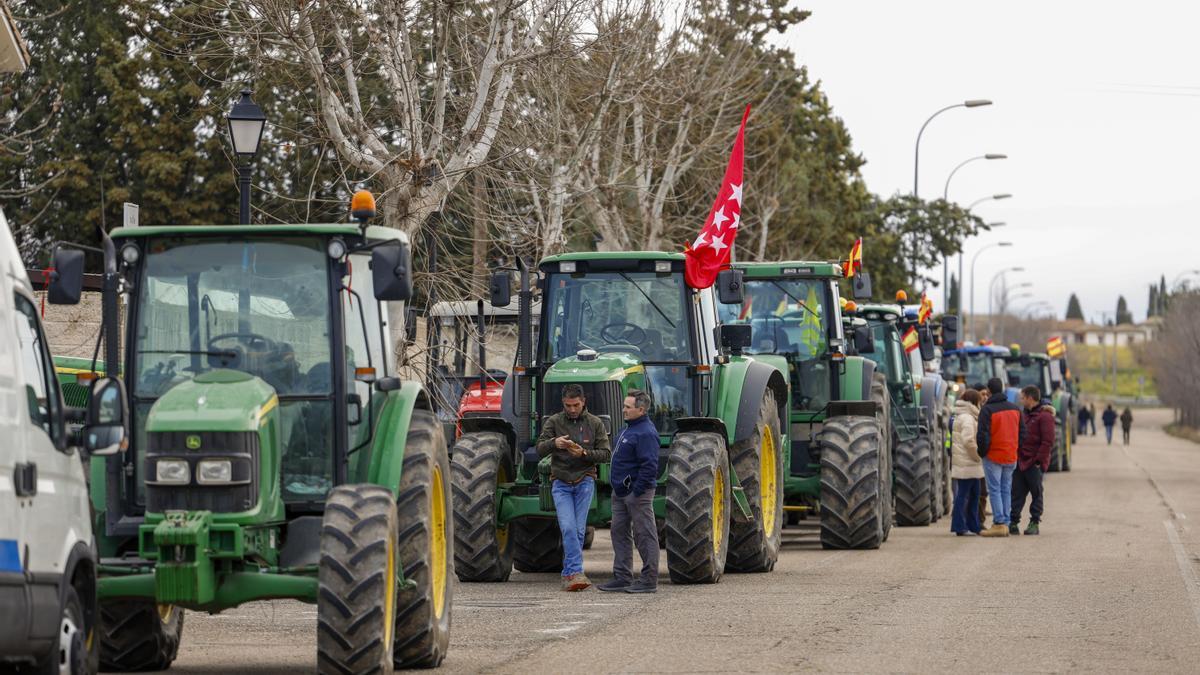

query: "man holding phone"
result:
(536, 384), (611, 591)
(598, 389), (661, 594)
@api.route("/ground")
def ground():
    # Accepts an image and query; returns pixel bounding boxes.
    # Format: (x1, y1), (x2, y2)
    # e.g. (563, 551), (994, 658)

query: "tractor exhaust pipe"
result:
(477, 299), (487, 394)
(515, 257), (532, 451)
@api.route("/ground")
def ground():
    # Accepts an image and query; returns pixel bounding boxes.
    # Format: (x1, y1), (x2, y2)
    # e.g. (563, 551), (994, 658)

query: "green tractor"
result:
(1004, 347), (1073, 471)
(46, 204), (454, 672)
(721, 262), (892, 549)
(450, 252), (787, 584)
(845, 302), (946, 527)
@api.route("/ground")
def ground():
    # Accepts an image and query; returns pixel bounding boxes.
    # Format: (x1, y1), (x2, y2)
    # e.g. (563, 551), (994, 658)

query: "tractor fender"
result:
(365, 381), (433, 497)
(716, 358), (788, 446)
(458, 416), (518, 458)
(675, 416), (729, 439)
(835, 355), (874, 401)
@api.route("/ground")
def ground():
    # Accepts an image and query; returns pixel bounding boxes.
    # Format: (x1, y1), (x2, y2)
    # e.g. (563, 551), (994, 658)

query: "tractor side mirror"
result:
(717, 323), (752, 356)
(48, 247), (85, 305)
(853, 324), (875, 354)
(404, 306), (418, 345)
(347, 393), (363, 425)
(371, 243), (413, 301)
(940, 315), (959, 349)
(83, 377), (127, 456)
(918, 326), (936, 362)
(489, 271), (512, 308)
(852, 271), (872, 301)
(716, 269), (745, 305)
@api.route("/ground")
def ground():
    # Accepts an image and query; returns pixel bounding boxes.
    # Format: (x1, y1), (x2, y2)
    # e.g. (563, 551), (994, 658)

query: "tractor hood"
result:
(543, 351), (645, 384)
(146, 369), (278, 433)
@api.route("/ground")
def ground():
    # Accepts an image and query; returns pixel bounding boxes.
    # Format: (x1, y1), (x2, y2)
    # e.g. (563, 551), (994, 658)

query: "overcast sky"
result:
(782, 1), (1200, 325)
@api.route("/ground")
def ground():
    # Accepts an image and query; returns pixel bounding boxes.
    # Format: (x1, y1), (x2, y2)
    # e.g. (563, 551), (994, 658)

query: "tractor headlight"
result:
(155, 459), (190, 485)
(196, 459), (233, 485)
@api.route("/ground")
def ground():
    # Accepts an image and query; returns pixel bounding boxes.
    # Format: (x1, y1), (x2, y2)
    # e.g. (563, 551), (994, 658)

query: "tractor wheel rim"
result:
(495, 463), (509, 550)
(712, 466), (725, 555)
(760, 426), (778, 535)
(431, 464), (448, 620)
(384, 531), (397, 650)
(157, 604), (173, 623)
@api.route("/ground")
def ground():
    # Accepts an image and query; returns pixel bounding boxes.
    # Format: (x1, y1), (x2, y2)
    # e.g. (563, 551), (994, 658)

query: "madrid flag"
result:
(685, 105), (750, 289)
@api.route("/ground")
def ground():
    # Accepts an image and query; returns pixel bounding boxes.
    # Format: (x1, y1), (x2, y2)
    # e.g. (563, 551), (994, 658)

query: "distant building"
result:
(1049, 319), (1156, 347)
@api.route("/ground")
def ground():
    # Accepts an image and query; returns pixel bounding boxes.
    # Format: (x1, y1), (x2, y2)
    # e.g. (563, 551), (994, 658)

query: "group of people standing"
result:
(1078, 402), (1134, 445)
(949, 379), (1054, 537)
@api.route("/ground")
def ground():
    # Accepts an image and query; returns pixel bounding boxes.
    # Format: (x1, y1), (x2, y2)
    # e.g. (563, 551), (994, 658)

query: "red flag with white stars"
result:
(685, 105), (749, 289)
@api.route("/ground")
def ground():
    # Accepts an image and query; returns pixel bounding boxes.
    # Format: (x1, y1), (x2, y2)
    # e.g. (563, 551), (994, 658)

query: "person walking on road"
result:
(536, 384), (612, 591)
(598, 389), (661, 594)
(950, 389), (984, 535)
(1089, 403), (1098, 435)
(1011, 386), (1054, 536)
(1077, 405), (1090, 437)
(1102, 404), (1118, 445)
(976, 378), (1025, 537)
(1120, 407), (1134, 445)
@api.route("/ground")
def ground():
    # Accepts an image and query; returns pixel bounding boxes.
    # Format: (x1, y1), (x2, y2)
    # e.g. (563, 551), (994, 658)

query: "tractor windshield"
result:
(132, 236), (336, 502)
(716, 278), (832, 411)
(943, 353), (1006, 390)
(1007, 359), (1049, 392)
(542, 271), (691, 363)
(864, 323), (907, 384)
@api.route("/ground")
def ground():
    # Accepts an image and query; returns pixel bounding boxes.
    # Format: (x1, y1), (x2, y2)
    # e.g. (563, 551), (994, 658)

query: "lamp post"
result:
(944, 154), (1008, 201)
(913, 99), (993, 195)
(226, 89), (266, 225)
(987, 268), (1026, 338)
(958, 193), (1011, 315)
(968, 241), (1013, 340)
(942, 154), (1006, 307)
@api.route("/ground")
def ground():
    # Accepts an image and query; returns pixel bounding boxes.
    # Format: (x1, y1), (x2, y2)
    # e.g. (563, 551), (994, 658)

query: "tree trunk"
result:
(472, 170), (488, 297)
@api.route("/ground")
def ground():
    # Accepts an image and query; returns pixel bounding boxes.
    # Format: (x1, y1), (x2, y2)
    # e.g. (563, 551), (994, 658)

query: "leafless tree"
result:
(1144, 291), (1200, 426)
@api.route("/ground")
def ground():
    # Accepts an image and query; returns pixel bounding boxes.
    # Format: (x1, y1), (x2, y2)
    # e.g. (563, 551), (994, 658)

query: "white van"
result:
(0, 210), (129, 674)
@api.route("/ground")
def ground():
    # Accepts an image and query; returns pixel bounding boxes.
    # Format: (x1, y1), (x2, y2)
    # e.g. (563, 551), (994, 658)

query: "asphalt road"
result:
(147, 408), (1200, 673)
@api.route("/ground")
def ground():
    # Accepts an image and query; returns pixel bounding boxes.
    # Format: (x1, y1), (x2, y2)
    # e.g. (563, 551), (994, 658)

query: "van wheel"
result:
(99, 601), (183, 671)
(37, 585), (87, 675)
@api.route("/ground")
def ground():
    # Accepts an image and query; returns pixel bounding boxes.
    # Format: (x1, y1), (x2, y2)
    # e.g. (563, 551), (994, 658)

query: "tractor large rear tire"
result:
(98, 601), (183, 672)
(392, 410), (454, 668)
(512, 518), (564, 573)
(665, 431), (731, 584)
(930, 425), (945, 523)
(869, 373), (894, 542)
(726, 390), (784, 573)
(450, 431), (514, 582)
(894, 437), (934, 526)
(318, 484), (400, 674)
(817, 416), (885, 550)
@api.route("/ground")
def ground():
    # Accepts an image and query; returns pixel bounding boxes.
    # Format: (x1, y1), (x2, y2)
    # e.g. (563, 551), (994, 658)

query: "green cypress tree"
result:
(1066, 293), (1084, 320)
(1116, 295), (1133, 325)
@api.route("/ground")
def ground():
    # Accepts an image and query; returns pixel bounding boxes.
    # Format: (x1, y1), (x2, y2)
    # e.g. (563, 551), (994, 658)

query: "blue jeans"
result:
(982, 458), (1016, 525)
(1105, 424), (1114, 444)
(551, 477), (595, 577)
(951, 478), (981, 534)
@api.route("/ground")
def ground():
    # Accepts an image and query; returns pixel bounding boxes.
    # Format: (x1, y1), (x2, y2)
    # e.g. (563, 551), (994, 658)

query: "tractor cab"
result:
(1004, 346), (1053, 397)
(849, 303), (927, 442)
(941, 344), (1012, 391)
(1004, 346), (1074, 471)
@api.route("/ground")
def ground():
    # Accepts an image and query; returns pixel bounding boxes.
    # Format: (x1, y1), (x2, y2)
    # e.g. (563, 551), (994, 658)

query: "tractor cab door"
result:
(342, 252), (393, 475)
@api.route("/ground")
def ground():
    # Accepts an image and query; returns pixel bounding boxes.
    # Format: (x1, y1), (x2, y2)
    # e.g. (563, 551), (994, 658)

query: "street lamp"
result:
(913, 99), (993, 195)
(967, 193), (1012, 210)
(968, 241), (1013, 340)
(957, 195), (1011, 315)
(987, 267), (1026, 337)
(944, 154), (1008, 200)
(226, 89), (267, 225)
(941, 156), (1007, 307)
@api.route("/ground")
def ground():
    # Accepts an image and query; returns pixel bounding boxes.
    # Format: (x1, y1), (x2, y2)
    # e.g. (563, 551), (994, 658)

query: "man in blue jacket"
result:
(598, 389), (661, 593)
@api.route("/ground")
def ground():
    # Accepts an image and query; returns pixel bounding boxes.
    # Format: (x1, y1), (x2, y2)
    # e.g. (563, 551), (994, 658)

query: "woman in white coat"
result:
(950, 389), (985, 535)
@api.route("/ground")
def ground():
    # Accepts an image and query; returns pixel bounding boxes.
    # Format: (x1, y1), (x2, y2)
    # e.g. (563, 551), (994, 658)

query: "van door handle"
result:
(13, 462), (36, 497)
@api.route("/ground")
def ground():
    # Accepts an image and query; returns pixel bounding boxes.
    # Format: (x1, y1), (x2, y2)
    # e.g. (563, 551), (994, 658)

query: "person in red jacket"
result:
(976, 378), (1026, 537)
(1012, 385), (1054, 535)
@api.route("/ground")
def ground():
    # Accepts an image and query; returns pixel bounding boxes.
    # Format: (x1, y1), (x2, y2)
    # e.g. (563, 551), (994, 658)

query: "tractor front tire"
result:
(665, 431), (731, 584)
(98, 601), (183, 672)
(869, 373), (894, 542)
(817, 416), (885, 550)
(512, 518), (564, 573)
(318, 484), (401, 674)
(930, 427), (945, 523)
(450, 431), (514, 582)
(894, 437), (934, 526)
(392, 409), (454, 668)
(727, 390), (784, 573)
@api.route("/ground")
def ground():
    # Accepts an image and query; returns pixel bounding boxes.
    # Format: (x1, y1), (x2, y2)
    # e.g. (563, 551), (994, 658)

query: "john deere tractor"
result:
(845, 302), (946, 527)
(46, 196), (453, 673)
(1004, 347), (1073, 471)
(450, 252), (787, 584)
(721, 262), (892, 550)
(940, 343), (1011, 392)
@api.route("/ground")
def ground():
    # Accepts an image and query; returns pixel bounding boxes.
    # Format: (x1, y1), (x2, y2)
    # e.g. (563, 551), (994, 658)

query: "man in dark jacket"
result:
(536, 384), (612, 591)
(598, 389), (661, 593)
(1011, 385), (1054, 535)
(1102, 404), (1118, 444)
(976, 378), (1026, 537)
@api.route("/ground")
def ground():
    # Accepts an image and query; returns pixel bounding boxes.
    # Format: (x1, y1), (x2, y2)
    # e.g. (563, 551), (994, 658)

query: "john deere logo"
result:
(186, 435), (202, 450)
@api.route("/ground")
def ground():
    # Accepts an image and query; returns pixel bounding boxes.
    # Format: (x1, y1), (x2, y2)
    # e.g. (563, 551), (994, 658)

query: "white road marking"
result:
(1163, 520), (1200, 629)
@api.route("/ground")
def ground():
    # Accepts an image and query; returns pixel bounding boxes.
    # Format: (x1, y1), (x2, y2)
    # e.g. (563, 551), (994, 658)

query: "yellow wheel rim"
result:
(431, 465), (448, 620)
(383, 535), (396, 648)
(712, 467), (725, 556)
(760, 427), (778, 535)
(157, 604), (173, 623)
(495, 464), (509, 550)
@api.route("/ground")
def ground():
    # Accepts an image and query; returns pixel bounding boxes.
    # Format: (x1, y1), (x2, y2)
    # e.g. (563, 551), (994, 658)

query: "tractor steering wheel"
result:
(599, 322), (647, 347)
(207, 332), (275, 369)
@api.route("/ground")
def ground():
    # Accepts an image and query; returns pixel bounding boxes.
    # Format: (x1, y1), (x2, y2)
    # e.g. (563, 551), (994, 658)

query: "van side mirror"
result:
(940, 315), (959, 348)
(716, 269), (745, 305)
(405, 306), (418, 345)
(489, 271), (512, 308)
(918, 326), (936, 362)
(852, 271), (872, 301)
(371, 243), (413, 301)
(48, 248), (85, 305)
(853, 324), (875, 354)
(83, 377), (127, 456)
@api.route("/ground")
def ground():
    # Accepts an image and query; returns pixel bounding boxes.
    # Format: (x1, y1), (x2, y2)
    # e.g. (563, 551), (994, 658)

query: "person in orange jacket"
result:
(975, 378), (1026, 537)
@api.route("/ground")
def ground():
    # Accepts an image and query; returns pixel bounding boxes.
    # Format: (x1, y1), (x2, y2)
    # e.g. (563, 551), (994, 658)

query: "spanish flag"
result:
(1047, 336), (1066, 358)
(917, 294), (933, 325)
(845, 237), (863, 278)
(902, 326), (919, 353)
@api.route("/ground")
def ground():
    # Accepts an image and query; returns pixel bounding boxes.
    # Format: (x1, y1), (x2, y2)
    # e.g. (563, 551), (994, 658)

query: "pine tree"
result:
(1148, 284), (1158, 319)
(947, 273), (960, 314)
(1066, 293), (1084, 320)
(1160, 275), (1169, 315)
(1116, 296), (1133, 325)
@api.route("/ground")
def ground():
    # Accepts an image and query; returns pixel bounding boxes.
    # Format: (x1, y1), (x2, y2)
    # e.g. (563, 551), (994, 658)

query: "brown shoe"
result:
(562, 573), (591, 591)
(979, 524), (1010, 538)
